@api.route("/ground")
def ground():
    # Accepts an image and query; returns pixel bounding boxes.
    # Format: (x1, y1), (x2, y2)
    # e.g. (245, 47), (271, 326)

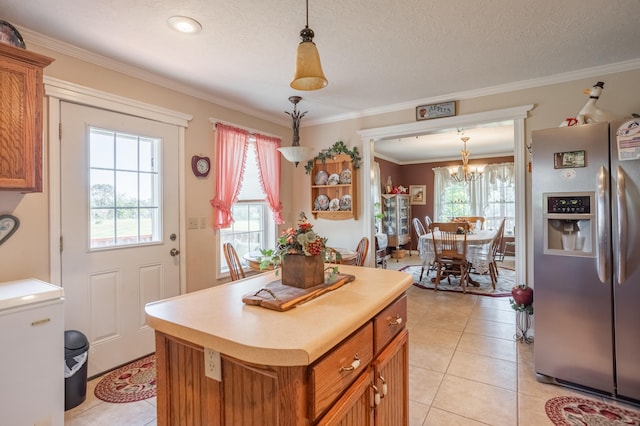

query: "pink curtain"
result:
(210, 124), (249, 229)
(254, 133), (284, 224)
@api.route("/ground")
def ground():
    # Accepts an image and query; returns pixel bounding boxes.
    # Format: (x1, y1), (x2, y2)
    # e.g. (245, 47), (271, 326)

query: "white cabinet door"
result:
(0, 300), (64, 426)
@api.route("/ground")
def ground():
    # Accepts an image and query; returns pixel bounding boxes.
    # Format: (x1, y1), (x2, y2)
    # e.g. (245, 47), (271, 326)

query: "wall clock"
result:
(191, 156), (210, 177)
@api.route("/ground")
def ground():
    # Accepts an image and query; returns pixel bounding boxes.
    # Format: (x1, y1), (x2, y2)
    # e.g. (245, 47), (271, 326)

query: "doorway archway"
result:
(357, 104), (533, 284)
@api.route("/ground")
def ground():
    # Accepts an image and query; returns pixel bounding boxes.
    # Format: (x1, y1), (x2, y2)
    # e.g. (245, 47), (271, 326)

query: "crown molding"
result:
(18, 26), (639, 128)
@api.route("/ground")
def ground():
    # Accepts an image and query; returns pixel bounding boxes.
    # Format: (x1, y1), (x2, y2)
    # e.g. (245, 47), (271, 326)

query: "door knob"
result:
(170, 248), (180, 256)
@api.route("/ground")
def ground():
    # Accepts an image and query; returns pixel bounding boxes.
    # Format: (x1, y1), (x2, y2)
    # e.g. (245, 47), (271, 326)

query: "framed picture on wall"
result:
(409, 185), (426, 205)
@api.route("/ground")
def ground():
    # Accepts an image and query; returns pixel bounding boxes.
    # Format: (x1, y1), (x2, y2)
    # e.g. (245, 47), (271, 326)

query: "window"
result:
(219, 141), (275, 275)
(433, 162), (514, 231)
(89, 127), (161, 249)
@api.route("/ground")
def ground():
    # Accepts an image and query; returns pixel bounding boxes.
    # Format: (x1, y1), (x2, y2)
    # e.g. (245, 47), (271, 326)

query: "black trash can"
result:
(64, 330), (89, 410)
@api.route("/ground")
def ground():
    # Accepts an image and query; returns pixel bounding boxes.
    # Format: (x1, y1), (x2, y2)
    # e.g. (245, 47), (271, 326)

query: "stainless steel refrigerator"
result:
(532, 119), (640, 403)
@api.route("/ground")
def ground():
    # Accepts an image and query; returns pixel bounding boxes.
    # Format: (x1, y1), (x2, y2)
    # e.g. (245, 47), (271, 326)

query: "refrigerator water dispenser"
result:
(543, 193), (595, 256)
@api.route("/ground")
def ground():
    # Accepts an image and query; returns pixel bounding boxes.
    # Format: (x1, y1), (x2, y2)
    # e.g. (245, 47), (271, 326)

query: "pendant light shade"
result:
(278, 96), (313, 166)
(290, 0), (328, 91)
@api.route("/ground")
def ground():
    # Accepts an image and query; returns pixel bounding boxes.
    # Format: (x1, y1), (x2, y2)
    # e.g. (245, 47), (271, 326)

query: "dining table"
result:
(418, 228), (498, 286)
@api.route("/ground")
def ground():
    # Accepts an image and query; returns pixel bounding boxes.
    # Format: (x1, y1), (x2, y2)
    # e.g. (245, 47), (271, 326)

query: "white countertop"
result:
(0, 278), (64, 312)
(145, 265), (412, 366)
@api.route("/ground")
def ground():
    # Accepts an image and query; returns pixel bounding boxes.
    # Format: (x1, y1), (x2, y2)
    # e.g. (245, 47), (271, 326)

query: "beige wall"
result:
(296, 69), (640, 284)
(0, 43), (291, 292)
(1, 37), (639, 291)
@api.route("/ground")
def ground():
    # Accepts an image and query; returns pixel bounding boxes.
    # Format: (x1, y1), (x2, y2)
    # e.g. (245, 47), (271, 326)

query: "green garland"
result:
(304, 141), (362, 174)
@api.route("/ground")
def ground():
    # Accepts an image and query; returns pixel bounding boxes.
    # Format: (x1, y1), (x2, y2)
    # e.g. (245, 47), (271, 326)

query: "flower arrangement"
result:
(260, 212), (340, 270)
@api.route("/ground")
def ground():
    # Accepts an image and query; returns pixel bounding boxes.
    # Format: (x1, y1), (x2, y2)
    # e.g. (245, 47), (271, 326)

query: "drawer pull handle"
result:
(388, 314), (403, 326)
(372, 385), (381, 407)
(378, 374), (388, 397)
(339, 354), (360, 372)
(31, 318), (51, 327)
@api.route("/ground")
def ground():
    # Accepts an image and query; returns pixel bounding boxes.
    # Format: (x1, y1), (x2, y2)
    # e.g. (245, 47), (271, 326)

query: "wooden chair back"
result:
(429, 222), (470, 291)
(355, 237), (369, 267)
(223, 242), (246, 281)
(430, 222), (468, 261)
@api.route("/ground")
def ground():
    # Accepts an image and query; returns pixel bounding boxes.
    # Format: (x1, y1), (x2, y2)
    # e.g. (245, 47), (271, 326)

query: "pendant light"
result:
(278, 96), (313, 166)
(290, 0), (328, 91)
(450, 136), (483, 182)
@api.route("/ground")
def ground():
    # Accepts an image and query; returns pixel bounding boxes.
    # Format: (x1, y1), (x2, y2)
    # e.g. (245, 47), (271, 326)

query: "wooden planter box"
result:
(281, 254), (325, 288)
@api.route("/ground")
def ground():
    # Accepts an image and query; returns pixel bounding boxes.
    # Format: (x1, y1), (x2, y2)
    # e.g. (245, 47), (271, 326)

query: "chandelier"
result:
(450, 136), (483, 182)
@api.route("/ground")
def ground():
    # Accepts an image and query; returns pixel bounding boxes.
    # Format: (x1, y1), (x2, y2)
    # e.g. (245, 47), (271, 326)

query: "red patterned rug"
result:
(545, 396), (640, 425)
(400, 264), (514, 297)
(94, 354), (156, 403)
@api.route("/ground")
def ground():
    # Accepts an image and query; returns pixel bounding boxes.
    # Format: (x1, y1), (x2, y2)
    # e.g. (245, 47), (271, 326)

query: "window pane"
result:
(89, 127), (161, 249)
(90, 129), (114, 169)
(90, 169), (114, 208)
(115, 133), (139, 171)
(116, 209), (139, 245)
(139, 137), (158, 173)
(115, 171), (139, 207)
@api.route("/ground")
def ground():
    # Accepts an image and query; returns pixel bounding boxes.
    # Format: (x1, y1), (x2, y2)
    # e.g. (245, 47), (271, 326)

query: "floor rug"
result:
(400, 264), (515, 297)
(545, 396), (640, 425)
(94, 354), (156, 403)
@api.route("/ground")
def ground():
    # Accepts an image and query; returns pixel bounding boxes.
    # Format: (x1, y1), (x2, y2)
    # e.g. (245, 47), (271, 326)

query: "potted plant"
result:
(261, 212), (339, 288)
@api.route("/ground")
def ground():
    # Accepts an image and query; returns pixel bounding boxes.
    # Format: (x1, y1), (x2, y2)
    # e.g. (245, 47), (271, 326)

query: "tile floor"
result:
(64, 253), (639, 425)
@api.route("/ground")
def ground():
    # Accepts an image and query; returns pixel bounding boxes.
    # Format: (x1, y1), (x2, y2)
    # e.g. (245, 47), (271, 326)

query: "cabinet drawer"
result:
(309, 322), (373, 420)
(373, 294), (407, 355)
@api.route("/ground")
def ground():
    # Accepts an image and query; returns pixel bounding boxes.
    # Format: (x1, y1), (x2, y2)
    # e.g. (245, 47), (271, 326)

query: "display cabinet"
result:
(382, 194), (411, 256)
(310, 154), (357, 220)
(0, 43), (54, 192)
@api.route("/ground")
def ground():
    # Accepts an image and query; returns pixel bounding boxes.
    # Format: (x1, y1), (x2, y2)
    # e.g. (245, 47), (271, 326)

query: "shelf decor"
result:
(304, 141), (361, 174)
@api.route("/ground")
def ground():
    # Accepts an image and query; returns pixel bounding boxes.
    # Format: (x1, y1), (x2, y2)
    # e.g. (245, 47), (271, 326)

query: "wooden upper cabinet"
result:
(0, 43), (53, 192)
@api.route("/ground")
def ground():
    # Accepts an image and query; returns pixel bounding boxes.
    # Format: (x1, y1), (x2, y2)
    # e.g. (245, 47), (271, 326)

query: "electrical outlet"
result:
(204, 348), (221, 381)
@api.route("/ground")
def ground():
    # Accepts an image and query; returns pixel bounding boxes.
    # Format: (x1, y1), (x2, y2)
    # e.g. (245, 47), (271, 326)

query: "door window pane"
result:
(89, 127), (162, 249)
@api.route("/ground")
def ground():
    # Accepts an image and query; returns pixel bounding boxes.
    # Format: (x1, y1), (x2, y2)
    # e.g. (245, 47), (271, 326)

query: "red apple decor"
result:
(511, 284), (534, 343)
(510, 285), (534, 315)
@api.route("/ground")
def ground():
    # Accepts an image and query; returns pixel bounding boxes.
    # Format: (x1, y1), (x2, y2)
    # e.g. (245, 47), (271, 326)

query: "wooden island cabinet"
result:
(145, 265), (411, 425)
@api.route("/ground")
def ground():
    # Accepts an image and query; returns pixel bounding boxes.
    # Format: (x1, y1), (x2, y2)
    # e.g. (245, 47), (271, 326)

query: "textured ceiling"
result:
(1, 0), (639, 161)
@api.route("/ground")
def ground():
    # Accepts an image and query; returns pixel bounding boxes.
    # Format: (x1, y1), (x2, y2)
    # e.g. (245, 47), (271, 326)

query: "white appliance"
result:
(532, 120), (640, 403)
(0, 279), (65, 426)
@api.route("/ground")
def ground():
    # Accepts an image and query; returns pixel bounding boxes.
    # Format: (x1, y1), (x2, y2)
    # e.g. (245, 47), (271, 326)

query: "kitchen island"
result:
(145, 264), (412, 425)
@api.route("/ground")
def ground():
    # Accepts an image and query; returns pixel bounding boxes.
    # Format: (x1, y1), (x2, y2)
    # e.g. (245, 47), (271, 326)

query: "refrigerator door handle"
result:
(616, 166), (627, 284)
(596, 166), (609, 284)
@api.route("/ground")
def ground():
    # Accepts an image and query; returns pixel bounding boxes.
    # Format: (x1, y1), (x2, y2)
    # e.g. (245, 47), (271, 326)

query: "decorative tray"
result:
(242, 273), (355, 311)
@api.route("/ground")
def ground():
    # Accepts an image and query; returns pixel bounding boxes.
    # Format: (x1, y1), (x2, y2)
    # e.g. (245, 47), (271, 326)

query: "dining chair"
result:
(223, 242), (246, 281)
(354, 237), (369, 266)
(424, 215), (433, 230)
(489, 218), (507, 280)
(413, 217), (434, 281)
(413, 217), (426, 238)
(429, 222), (470, 292)
(467, 218), (505, 289)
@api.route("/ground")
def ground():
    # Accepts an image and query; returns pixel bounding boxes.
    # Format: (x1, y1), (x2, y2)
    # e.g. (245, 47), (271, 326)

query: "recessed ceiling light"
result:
(168, 16), (202, 34)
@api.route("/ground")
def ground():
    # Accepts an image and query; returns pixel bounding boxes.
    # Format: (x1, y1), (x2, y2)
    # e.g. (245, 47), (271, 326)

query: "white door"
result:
(60, 102), (181, 376)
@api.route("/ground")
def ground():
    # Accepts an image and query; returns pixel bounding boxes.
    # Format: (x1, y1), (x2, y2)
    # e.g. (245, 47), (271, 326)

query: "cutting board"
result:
(242, 273), (356, 311)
